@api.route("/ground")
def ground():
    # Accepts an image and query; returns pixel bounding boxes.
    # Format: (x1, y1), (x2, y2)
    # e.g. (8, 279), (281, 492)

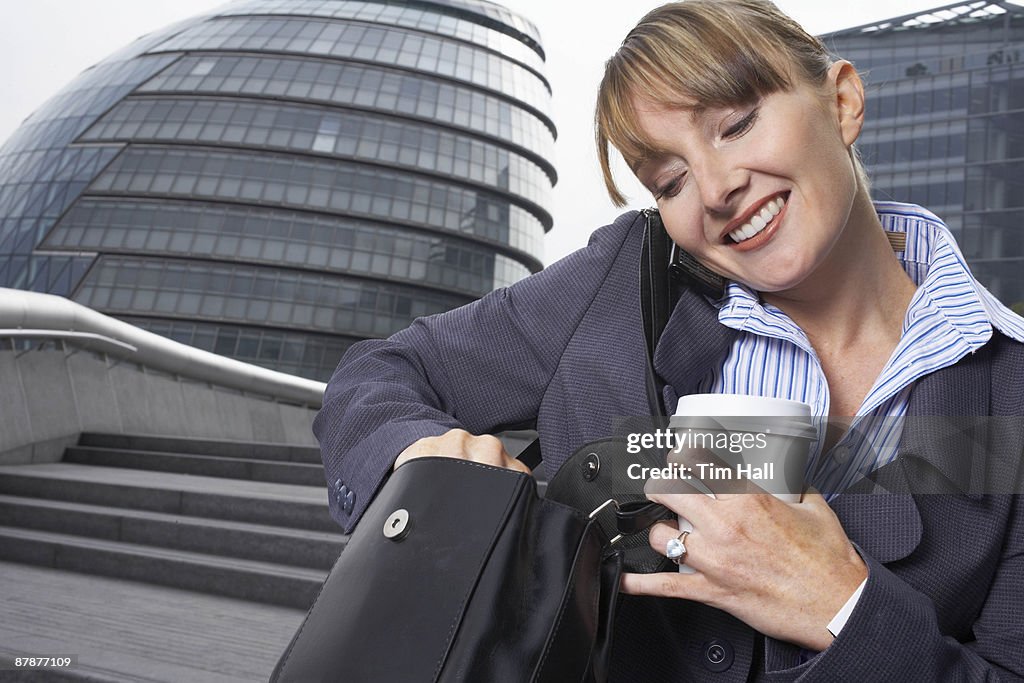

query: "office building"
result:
(824, 0), (1024, 306)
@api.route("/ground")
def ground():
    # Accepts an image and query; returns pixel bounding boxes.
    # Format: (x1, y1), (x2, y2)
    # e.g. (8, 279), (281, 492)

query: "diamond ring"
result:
(665, 530), (690, 566)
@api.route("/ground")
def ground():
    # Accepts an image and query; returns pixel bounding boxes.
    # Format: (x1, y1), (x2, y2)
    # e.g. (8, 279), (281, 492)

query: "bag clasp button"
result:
(383, 508), (411, 540)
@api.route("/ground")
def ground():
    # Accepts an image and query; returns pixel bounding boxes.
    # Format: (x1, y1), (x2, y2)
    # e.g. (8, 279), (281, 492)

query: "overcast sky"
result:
(1, 0), (965, 264)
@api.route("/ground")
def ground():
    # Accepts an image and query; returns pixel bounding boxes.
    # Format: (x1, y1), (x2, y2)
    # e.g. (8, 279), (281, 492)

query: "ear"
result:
(827, 60), (865, 147)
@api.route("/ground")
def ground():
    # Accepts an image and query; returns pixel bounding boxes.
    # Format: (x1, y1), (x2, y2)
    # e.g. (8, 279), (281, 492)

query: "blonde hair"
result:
(596, 0), (867, 206)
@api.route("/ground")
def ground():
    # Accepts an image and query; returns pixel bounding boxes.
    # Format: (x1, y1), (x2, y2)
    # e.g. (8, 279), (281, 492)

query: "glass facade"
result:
(137, 55), (556, 169)
(0, 0), (554, 381)
(824, 1), (1024, 306)
(80, 97), (552, 212)
(150, 15), (552, 118)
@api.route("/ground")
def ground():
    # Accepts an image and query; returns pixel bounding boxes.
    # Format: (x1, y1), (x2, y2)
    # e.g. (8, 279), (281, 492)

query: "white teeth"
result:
(727, 195), (786, 243)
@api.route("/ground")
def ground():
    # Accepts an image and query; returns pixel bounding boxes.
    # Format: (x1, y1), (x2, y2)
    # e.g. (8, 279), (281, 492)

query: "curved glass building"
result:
(0, 0), (555, 380)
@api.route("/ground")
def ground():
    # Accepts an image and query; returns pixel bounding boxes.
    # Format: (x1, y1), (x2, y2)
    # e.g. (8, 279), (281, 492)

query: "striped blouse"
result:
(697, 201), (1024, 498)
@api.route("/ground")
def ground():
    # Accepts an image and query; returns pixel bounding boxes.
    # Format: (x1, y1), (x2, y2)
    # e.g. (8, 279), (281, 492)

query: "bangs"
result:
(602, 13), (794, 165)
(596, 0), (832, 205)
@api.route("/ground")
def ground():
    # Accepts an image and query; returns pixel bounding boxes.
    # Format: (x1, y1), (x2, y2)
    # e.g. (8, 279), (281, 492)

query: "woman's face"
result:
(631, 64), (864, 295)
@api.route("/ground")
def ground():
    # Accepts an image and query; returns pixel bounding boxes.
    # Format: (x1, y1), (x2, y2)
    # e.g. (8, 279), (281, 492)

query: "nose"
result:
(695, 155), (749, 215)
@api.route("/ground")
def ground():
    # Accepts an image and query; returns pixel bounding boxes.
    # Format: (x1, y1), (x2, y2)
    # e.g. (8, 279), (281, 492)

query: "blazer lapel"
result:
(831, 341), (993, 563)
(900, 344), (991, 498)
(829, 460), (923, 563)
(652, 288), (736, 409)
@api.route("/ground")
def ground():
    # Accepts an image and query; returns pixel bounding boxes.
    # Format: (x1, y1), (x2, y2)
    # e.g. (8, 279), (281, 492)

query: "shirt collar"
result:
(876, 201), (1024, 345)
(714, 201), (1024, 345)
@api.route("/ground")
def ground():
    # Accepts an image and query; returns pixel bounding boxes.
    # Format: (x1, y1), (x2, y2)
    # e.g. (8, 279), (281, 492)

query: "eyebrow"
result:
(629, 153), (659, 176)
(687, 106), (709, 122)
(632, 105), (720, 161)
(633, 155), (686, 191)
(634, 143), (689, 169)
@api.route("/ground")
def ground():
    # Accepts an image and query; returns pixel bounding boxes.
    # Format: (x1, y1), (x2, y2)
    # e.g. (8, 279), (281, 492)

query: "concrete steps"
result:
(0, 433), (345, 612)
(0, 494), (343, 569)
(0, 560), (306, 682)
(0, 525), (326, 608)
(64, 445), (327, 486)
(78, 432), (323, 464)
(0, 463), (337, 531)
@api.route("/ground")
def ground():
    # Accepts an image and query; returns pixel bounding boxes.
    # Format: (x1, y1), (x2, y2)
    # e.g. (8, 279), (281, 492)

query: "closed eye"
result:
(723, 108), (759, 139)
(655, 175), (685, 200)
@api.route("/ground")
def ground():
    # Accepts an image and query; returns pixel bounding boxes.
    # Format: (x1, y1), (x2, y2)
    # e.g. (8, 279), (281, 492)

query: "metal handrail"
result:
(0, 328), (138, 354)
(0, 288), (326, 407)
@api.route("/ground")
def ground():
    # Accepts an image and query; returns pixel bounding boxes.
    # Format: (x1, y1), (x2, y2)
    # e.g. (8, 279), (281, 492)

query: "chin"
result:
(745, 272), (812, 295)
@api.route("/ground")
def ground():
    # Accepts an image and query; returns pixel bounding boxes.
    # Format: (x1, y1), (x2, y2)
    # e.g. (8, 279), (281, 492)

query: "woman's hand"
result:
(394, 428), (532, 474)
(621, 485), (867, 652)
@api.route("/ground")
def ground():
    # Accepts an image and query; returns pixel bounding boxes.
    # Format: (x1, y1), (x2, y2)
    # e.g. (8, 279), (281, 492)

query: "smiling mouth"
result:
(725, 194), (787, 244)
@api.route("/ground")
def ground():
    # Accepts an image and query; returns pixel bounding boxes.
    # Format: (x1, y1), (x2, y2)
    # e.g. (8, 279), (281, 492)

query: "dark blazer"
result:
(316, 211), (1024, 681)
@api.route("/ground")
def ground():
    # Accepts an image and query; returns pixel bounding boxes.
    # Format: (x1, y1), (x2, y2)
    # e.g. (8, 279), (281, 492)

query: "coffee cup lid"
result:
(668, 414), (817, 441)
(674, 394), (812, 419)
(672, 394), (816, 440)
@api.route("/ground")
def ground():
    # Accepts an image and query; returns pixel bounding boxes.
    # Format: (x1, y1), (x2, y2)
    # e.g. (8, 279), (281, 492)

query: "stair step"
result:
(0, 525), (327, 609)
(64, 446), (326, 486)
(0, 494), (346, 570)
(0, 464), (337, 532)
(77, 432), (322, 464)
(0, 560), (305, 682)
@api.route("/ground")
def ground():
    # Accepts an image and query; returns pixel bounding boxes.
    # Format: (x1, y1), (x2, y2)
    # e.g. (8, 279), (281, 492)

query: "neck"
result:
(761, 193), (918, 354)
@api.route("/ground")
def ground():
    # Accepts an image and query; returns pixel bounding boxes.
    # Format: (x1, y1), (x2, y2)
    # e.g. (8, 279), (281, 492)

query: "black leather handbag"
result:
(270, 455), (629, 682)
(271, 211), (680, 682)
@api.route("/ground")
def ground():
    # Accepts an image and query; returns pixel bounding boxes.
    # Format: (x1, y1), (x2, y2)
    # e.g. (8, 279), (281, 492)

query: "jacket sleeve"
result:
(764, 496), (1024, 681)
(313, 211), (643, 532)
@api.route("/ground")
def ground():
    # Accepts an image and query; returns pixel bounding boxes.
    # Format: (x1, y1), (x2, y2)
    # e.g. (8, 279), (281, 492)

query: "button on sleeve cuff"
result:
(323, 420), (456, 533)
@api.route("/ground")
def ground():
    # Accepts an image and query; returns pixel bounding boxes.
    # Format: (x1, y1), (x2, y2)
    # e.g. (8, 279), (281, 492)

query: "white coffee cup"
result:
(669, 394), (816, 573)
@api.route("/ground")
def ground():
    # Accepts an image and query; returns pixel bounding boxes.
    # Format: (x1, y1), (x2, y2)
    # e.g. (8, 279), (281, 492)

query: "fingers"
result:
(648, 521), (686, 552)
(800, 485), (828, 505)
(620, 570), (711, 599)
(504, 453), (533, 474)
(647, 520), (707, 572)
(643, 477), (716, 526)
(670, 444), (786, 498)
(394, 430), (530, 473)
(643, 472), (707, 497)
(665, 446), (763, 496)
(462, 433), (531, 472)
(625, 481), (869, 651)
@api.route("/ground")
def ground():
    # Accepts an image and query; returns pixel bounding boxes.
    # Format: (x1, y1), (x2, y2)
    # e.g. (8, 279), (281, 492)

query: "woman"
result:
(316, 1), (1024, 679)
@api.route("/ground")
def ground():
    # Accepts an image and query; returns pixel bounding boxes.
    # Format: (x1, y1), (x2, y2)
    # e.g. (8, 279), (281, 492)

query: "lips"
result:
(721, 192), (789, 244)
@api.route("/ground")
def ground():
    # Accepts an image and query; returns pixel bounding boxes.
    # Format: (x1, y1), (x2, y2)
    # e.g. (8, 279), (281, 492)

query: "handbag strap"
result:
(517, 437), (543, 470)
(518, 210), (679, 471)
(614, 500), (674, 535)
(640, 209), (676, 385)
(634, 208), (684, 413)
(630, 210), (679, 529)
